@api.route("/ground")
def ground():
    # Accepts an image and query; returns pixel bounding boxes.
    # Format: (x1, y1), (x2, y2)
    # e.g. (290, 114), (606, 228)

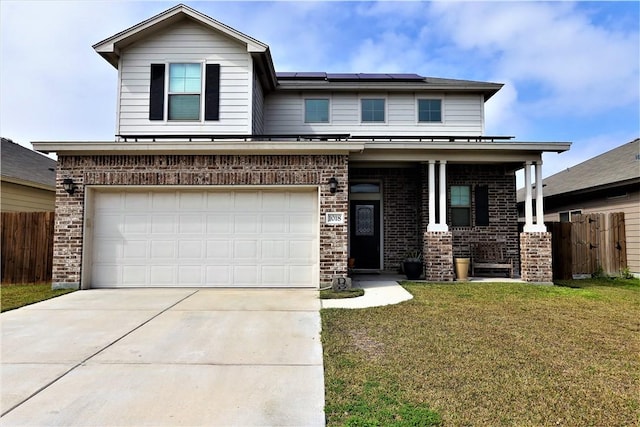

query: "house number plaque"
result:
(326, 212), (345, 225)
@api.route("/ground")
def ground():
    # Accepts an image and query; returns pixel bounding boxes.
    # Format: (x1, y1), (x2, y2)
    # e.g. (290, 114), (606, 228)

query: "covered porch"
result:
(347, 138), (570, 283)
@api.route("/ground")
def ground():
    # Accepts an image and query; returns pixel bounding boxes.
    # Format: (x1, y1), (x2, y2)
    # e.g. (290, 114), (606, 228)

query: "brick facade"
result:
(519, 232), (553, 283)
(446, 164), (521, 276)
(349, 166), (421, 270)
(423, 231), (454, 281)
(53, 154), (348, 288)
(350, 164), (520, 277)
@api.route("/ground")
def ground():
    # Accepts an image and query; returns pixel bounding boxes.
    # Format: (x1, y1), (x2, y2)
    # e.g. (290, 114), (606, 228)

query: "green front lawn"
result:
(0, 283), (75, 312)
(321, 278), (640, 426)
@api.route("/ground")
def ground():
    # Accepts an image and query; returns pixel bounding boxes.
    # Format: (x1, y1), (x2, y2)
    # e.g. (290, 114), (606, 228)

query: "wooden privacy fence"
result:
(1, 211), (55, 284)
(548, 212), (627, 279)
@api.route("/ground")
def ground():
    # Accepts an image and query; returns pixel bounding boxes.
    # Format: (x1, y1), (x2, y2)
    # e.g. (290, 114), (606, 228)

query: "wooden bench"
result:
(471, 243), (514, 278)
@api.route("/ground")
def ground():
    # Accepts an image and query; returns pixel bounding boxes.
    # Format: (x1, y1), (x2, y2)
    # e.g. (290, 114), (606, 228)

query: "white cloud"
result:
(427, 2), (639, 116)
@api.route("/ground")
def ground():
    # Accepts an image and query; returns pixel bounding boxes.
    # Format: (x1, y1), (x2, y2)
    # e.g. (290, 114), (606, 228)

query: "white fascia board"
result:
(362, 141), (571, 152)
(350, 142), (570, 163)
(93, 5), (268, 66)
(32, 141), (365, 156)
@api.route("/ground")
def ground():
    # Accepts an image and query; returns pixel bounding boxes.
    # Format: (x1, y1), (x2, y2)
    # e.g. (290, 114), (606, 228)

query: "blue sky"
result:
(1, 1), (638, 185)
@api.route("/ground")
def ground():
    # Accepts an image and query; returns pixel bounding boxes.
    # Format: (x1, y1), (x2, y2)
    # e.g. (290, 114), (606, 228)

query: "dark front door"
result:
(350, 200), (381, 269)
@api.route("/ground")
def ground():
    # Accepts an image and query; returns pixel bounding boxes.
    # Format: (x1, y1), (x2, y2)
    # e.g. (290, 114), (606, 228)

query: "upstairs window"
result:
(169, 63), (202, 120)
(361, 99), (385, 122)
(418, 99), (442, 122)
(451, 185), (471, 226)
(305, 99), (329, 123)
(149, 63), (220, 122)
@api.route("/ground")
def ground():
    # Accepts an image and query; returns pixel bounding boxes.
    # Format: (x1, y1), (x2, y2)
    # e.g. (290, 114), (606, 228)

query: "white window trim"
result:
(164, 60), (206, 123)
(359, 96), (388, 124)
(415, 95), (444, 125)
(303, 96), (332, 124)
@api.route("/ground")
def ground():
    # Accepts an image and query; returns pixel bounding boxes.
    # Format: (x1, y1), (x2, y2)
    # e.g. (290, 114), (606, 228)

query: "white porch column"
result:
(523, 161), (534, 232)
(534, 161), (547, 231)
(438, 160), (449, 231)
(428, 160), (436, 230)
(428, 160), (448, 232)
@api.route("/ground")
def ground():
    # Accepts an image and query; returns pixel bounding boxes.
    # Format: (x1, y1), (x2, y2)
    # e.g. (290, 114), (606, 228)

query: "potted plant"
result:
(403, 250), (423, 280)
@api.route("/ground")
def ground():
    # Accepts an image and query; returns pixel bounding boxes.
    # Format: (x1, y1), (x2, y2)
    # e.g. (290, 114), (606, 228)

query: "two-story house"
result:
(33, 4), (570, 289)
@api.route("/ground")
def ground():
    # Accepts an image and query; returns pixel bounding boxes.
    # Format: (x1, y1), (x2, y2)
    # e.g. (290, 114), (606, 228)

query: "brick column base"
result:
(520, 232), (553, 283)
(424, 231), (454, 281)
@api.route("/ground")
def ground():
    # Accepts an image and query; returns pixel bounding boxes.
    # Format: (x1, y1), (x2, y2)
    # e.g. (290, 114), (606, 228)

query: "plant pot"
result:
(455, 257), (470, 281)
(403, 261), (423, 280)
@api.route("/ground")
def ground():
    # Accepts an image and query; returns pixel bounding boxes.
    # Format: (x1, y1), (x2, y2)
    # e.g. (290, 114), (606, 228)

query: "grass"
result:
(320, 288), (365, 299)
(0, 283), (75, 312)
(321, 277), (640, 426)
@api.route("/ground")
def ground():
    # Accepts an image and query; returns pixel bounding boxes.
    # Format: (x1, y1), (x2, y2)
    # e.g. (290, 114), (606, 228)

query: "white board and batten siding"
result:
(263, 92), (484, 136)
(86, 188), (319, 288)
(118, 20), (253, 136)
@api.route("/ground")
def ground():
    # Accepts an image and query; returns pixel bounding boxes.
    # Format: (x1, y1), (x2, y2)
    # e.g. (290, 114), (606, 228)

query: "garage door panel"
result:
(262, 192), (287, 210)
(234, 240), (258, 259)
(289, 215), (314, 233)
(206, 240), (232, 259)
(179, 215), (203, 233)
(151, 215), (177, 233)
(206, 192), (233, 210)
(261, 266), (286, 284)
(124, 193), (149, 210)
(122, 266), (146, 285)
(151, 192), (177, 209)
(179, 241), (203, 259)
(290, 266), (314, 284)
(262, 215), (286, 233)
(123, 215), (148, 233)
(150, 241), (176, 258)
(234, 215), (259, 233)
(234, 266), (258, 285)
(90, 189), (318, 288)
(205, 266), (230, 283)
(206, 214), (232, 233)
(262, 240), (286, 259)
(178, 266), (202, 284)
(234, 192), (259, 209)
(123, 240), (148, 258)
(94, 214), (123, 236)
(150, 266), (175, 285)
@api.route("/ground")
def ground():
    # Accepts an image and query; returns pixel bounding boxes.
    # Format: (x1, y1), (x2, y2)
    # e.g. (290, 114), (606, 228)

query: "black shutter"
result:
(149, 64), (165, 121)
(204, 64), (220, 121)
(475, 185), (489, 226)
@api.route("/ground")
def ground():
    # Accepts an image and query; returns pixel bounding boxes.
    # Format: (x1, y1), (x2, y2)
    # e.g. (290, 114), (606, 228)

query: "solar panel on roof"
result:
(357, 73), (390, 79)
(389, 73), (424, 80)
(276, 72), (297, 78)
(327, 73), (359, 80)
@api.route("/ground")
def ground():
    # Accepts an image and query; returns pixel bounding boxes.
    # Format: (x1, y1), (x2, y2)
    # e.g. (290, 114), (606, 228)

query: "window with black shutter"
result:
(475, 185), (489, 226)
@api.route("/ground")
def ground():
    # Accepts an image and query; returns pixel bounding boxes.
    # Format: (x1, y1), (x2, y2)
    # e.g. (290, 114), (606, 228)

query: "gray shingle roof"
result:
(1, 138), (56, 188)
(518, 138), (640, 201)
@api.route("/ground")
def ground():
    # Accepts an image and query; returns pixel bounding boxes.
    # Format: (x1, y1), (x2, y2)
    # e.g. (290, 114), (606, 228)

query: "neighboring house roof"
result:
(276, 72), (503, 100)
(517, 138), (640, 201)
(93, 3), (277, 90)
(1, 138), (56, 190)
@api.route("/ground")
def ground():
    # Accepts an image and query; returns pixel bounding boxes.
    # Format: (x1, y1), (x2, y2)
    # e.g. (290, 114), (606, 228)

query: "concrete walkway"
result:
(321, 274), (413, 309)
(0, 289), (325, 426)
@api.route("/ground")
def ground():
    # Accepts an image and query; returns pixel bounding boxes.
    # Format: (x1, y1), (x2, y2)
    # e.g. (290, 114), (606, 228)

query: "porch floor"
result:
(353, 271), (525, 283)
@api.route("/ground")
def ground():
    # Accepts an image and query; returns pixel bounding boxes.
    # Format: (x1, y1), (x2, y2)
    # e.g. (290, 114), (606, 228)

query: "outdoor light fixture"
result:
(62, 178), (76, 195)
(328, 177), (338, 194)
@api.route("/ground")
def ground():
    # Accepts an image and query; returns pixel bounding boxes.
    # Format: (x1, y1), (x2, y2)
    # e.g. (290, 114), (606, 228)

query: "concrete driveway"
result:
(0, 289), (325, 426)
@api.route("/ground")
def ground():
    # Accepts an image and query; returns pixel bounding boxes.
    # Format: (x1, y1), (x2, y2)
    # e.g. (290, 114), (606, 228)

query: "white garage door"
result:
(89, 189), (318, 288)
